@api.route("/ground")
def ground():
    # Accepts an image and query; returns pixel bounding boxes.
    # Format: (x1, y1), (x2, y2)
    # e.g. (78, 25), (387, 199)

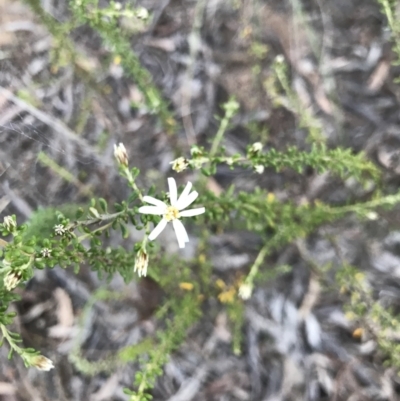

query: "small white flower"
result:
(170, 157), (189, 173)
(254, 165), (264, 174)
(138, 178), (205, 248)
(41, 248), (51, 258)
(238, 283), (253, 300)
(54, 224), (66, 236)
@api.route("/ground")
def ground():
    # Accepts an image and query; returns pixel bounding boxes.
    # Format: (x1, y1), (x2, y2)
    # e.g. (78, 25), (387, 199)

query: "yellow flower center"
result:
(164, 206), (180, 222)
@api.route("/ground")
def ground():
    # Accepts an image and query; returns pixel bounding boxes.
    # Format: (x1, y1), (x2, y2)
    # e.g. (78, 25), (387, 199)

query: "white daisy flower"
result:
(138, 178), (205, 248)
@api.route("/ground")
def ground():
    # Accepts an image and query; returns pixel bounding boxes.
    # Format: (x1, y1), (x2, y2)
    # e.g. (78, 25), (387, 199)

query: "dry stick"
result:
(0, 86), (108, 166)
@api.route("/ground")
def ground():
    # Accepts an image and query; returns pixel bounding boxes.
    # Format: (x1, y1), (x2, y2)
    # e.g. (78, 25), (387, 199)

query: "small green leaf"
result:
(98, 198), (108, 213)
(201, 167), (211, 177)
(120, 223), (129, 239)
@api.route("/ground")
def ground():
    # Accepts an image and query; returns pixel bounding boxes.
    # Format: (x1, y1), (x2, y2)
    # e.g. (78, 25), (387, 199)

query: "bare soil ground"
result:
(2, 0), (400, 400)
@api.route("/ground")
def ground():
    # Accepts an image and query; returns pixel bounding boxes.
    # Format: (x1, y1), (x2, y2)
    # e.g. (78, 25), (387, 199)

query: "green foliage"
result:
(3, 122), (400, 389)
(337, 263), (400, 369)
(4, 0), (400, 396)
(204, 143), (377, 182)
(69, 288), (154, 376)
(264, 56), (326, 143)
(125, 295), (201, 401)
(22, 205), (85, 240)
(68, 0), (174, 130)
(2, 137), (400, 390)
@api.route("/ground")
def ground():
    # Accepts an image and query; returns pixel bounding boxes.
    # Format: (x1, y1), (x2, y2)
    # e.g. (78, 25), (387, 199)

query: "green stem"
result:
(328, 191), (400, 215)
(209, 113), (231, 160)
(77, 220), (115, 241)
(123, 168), (143, 201)
(1, 324), (23, 355)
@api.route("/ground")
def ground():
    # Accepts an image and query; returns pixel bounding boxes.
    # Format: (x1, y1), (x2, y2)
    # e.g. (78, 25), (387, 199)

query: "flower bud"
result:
(136, 7), (149, 19)
(134, 249), (149, 277)
(30, 355), (54, 371)
(238, 283), (253, 300)
(190, 145), (203, 157)
(222, 98), (240, 117)
(3, 216), (16, 232)
(254, 165), (264, 174)
(4, 270), (22, 291)
(366, 211), (378, 220)
(113, 143), (129, 167)
(249, 142), (263, 154)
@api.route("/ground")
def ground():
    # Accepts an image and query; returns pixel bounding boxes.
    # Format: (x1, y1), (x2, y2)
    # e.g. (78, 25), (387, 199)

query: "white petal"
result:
(138, 206), (164, 215)
(179, 207), (205, 217)
(148, 218), (168, 240)
(176, 181), (192, 207)
(143, 196), (167, 209)
(174, 219), (189, 242)
(172, 219), (189, 248)
(168, 177), (178, 206)
(176, 191), (198, 211)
